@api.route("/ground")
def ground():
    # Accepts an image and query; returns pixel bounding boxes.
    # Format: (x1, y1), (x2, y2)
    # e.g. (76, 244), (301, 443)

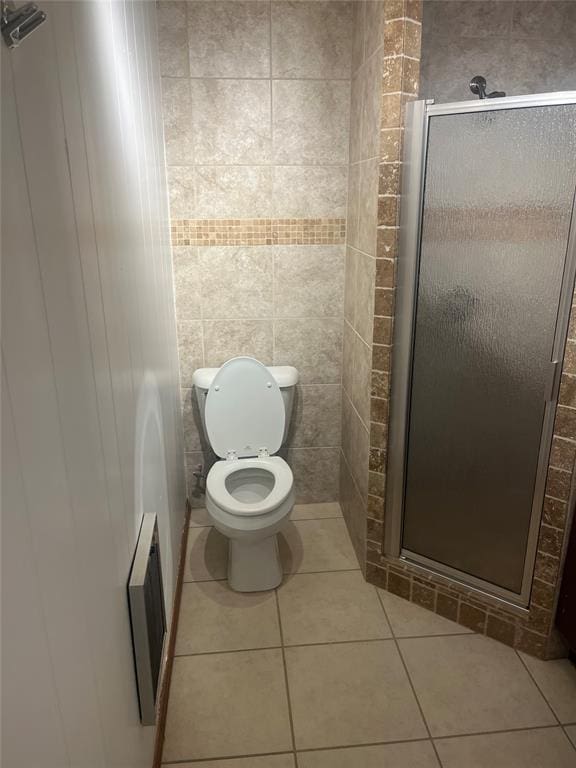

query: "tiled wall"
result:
(365, 0), (576, 659)
(157, 1), (353, 503)
(340, 1), (385, 566)
(420, 0), (576, 103)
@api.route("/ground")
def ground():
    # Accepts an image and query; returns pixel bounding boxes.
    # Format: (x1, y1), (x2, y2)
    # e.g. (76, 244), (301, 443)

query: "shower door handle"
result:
(544, 360), (561, 402)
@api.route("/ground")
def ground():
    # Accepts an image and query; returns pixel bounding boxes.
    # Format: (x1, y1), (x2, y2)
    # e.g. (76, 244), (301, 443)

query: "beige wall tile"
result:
(177, 320), (204, 386)
(426, 0), (512, 38)
(343, 248), (357, 324)
(195, 166), (273, 218)
(185, 451), (213, 508)
(351, 1), (366, 74)
(161, 78), (193, 165)
(203, 319), (273, 367)
(342, 320), (354, 396)
(272, 1), (353, 79)
(272, 166), (348, 218)
(199, 247), (273, 318)
(360, 49), (383, 162)
(364, 2), (385, 61)
(274, 318), (343, 384)
(346, 163), (360, 248)
(339, 451), (367, 565)
(163, 650), (292, 761)
(291, 502), (342, 520)
(168, 166), (195, 218)
(288, 384), (342, 448)
(191, 79), (272, 164)
(353, 248), (376, 343)
(348, 71), (362, 165)
(351, 332), (372, 427)
(274, 246), (344, 318)
(286, 447), (340, 503)
(342, 391), (370, 500)
(188, 1), (270, 78)
(173, 247), (201, 323)
(157, 1), (189, 77)
(357, 158), (379, 256)
(273, 80), (350, 165)
(181, 387), (203, 452)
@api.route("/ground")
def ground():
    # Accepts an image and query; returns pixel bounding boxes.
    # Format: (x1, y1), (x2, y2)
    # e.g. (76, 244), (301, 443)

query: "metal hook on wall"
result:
(1, 1), (46, 49)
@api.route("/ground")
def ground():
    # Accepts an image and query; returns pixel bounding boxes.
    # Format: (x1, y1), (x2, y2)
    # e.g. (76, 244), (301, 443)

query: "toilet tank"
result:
(192, 362), (299, 446)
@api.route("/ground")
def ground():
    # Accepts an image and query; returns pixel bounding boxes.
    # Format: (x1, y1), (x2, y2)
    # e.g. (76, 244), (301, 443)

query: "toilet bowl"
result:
(192, 357), (299, 592)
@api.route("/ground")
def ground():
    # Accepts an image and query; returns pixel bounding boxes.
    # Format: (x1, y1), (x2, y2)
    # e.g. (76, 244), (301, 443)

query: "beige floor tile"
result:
(298, 741), (440, 768)
(399, 635), (556, 737)
(184, 526), (228, 582)
(164, 756), (295, 768)
(291, 502), (343, 520)
(278, 571), (391, 645)
(378, 589), (473, 638)
(435, 727), (576, 768)
(285, 640), (427, 750)
(564, 724), (576, 748)
(519, 652), (576, 724)
(162, 650), (292, 762)
(189, 507), (211, 527)
(279, 519), (358, 574)
(175, 581), (280, 655)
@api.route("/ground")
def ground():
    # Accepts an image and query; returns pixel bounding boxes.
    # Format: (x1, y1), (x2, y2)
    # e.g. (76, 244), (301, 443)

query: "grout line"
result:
(160, 723), (569, 766)
(375, 589), (443, 766)
(562, 724), (576, 754)
(274, 590), (299, 768)
(515, 649), (562, 725)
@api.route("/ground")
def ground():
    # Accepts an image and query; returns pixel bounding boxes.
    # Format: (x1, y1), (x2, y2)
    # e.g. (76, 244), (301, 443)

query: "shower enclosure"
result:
(386, 92), (576, 607)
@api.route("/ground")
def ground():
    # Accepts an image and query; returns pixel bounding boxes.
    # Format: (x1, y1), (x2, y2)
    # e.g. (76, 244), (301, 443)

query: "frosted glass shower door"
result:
(402, 103), (576, 596)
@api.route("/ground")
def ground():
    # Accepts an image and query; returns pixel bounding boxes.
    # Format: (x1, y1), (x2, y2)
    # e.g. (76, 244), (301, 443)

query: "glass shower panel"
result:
(402, 104), (576, 594)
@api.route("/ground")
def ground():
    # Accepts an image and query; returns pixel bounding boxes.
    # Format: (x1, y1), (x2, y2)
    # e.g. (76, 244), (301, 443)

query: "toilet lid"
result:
(205, 357), (286, 459)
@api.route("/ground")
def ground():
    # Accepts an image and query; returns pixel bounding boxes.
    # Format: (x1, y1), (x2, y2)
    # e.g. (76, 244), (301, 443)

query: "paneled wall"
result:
(340, 1), (385, 565)
(1, 2), (185, 766)
(157, 1), (353, 504)
(420, 0), (576, 102)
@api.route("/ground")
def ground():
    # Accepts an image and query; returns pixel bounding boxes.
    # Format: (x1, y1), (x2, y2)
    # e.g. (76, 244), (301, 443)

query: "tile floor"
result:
(162, 503), (576, 767)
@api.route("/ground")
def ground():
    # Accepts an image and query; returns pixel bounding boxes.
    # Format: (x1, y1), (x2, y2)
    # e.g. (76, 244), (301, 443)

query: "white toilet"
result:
(192, 357), (299, 592)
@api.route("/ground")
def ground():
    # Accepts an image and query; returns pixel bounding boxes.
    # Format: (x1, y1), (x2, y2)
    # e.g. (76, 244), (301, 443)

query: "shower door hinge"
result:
(544, 360), (561, 402)
(1, 1), (46, 49)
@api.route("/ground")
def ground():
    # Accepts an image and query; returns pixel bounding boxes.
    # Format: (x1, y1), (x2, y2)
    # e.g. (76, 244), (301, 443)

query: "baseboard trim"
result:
(152, 498), (191, 768)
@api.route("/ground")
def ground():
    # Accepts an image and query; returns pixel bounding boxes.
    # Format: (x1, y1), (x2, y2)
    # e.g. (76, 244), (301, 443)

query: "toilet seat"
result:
(206, 456), (293, 517)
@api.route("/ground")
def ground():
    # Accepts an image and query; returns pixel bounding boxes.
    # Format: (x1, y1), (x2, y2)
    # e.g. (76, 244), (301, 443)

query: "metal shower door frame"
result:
(385, 92), (576, 608)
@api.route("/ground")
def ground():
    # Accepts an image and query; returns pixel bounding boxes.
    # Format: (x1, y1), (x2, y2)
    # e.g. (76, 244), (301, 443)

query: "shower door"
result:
(387, 94), (576, 605)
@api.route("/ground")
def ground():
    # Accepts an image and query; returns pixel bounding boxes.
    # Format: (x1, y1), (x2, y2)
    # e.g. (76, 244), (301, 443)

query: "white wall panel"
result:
(1, 2), (185, 766)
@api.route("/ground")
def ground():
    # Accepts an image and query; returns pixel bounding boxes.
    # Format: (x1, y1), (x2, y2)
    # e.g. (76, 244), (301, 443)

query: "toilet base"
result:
(228, 534), (283, 592)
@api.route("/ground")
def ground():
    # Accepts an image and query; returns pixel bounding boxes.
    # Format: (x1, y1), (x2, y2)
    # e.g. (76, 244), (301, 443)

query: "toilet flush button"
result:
(215, 385), (220, 391)
(267, 382), (272, 388)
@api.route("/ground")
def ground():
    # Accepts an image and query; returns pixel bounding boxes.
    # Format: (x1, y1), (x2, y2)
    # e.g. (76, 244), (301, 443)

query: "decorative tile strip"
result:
(171, 218), (347, 247)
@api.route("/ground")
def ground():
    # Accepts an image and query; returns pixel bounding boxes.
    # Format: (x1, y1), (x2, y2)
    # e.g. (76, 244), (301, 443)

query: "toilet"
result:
(192, 357), (299, 591)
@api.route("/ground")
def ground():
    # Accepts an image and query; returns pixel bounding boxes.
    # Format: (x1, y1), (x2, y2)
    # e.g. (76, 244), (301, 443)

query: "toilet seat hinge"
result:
(258, 447), (269, 458)
(226, 450), (238, 461)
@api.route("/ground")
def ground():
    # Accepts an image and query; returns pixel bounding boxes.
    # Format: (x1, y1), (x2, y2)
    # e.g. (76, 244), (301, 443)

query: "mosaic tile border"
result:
(363, 0), (576, 660)
(171, 218), (346, 247)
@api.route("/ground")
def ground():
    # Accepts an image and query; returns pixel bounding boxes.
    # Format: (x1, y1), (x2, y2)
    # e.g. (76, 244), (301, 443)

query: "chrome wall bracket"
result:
(1, 1), (46, 49)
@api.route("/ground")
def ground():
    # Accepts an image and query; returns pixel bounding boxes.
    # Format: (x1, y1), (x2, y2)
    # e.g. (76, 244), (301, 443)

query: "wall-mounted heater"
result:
(128, 513), (166, 725)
